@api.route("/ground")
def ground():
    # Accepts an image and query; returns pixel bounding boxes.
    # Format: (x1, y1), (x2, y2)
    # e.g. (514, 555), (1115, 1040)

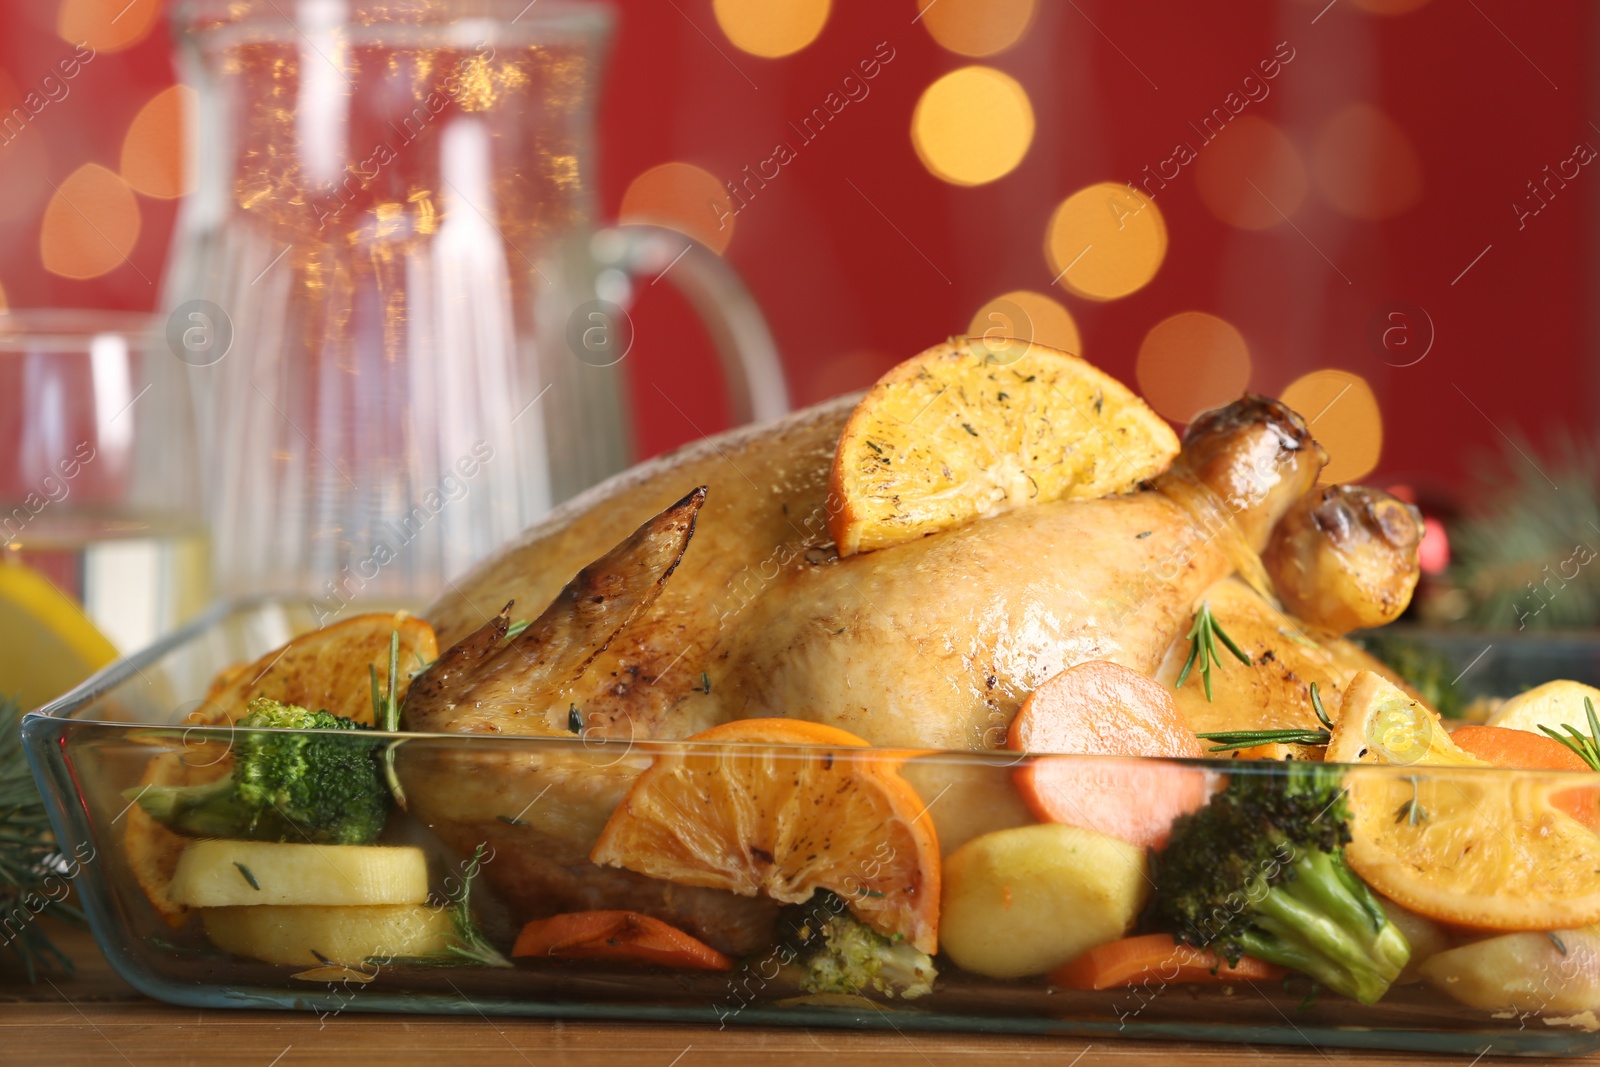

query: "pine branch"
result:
(0, 693), (76, 980)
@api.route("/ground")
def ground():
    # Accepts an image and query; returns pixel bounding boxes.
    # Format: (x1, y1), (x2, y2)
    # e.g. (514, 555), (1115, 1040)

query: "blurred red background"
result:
(1, 0), (1593, 502)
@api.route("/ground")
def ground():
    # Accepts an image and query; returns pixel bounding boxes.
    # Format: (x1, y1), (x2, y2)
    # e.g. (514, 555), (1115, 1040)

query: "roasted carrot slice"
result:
(1008, 661), (1208, 848)
(511, 910), (734, 971)
(1050, 933), (1285, 991)
(1450, 724), (1600, 829)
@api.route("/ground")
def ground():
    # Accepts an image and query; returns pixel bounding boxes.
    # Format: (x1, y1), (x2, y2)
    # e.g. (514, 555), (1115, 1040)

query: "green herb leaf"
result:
(1175, 603), (1252, 702)
(1310, 682), (1333, 731)
(385, 630), (400, 731)
(505, 619), (532, 641)
(1194, 728), (1331, 753)
(376, 843), (511, 968)
(1539, 697), (1600, 771)
(1393, 776), (1427, 826)
(234, 861), (261, 890)
(380, 630), (408, 810)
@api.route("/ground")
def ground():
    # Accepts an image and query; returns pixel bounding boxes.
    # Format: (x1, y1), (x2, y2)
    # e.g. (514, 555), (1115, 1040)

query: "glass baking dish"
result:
(22, 599), (1600, 1057)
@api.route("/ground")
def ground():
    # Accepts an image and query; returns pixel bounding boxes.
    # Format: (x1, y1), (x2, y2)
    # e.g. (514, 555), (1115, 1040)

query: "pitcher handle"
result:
(589, 225), (790, 424)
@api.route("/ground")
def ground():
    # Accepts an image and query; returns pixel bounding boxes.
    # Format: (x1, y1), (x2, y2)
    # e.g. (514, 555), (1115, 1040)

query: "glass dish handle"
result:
(589, 225), (790, 424)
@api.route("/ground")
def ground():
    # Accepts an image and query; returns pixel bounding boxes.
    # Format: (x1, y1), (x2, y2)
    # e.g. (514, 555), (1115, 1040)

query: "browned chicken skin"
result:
(1264, 484), (1424, 636)
(424, 394), (1333, 748)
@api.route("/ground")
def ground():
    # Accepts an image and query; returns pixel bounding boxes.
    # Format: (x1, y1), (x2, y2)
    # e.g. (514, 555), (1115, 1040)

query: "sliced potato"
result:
(1488, 680), (1600, 737)
(939, 824), (1148, 979)
(1378, 896), (1453, 984)
(1420, 926), (1600, 1012)
(827, 338), (1179, 556)
(203, 904), (454, 966)
(170, 841), (428, 907)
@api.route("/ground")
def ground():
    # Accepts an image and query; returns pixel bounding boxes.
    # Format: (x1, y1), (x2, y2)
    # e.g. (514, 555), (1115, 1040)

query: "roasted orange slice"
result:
(590, 719), (941, 953)
(125, 612), (438, 925)
(1331, 671), (1600, 931)
(827, 338), (1178, 555)
(194, 611), (438, 728)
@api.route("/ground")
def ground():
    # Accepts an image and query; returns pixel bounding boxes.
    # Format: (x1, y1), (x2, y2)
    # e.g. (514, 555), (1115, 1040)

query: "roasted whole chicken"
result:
(398, 344), (1425, 954)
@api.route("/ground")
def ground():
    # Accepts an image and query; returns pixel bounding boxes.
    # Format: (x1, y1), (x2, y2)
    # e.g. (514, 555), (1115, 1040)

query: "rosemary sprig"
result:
(1539, 697), (1600, 771)
(1175, 602), (1252, 701)
(370, 631), (408, 810)
(1310, 681), (1334, 731)
(377, 843), (511, 968)
(1393, 776), (1427, 826)
(505, 619), (532, 641)
(1194, 683), (1334, 753)
(1195, 728), (1332, 753)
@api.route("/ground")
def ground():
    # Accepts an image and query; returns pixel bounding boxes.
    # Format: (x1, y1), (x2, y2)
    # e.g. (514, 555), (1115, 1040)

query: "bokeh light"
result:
(40, 163), (141, 280)
(1312, 105), (1423, 220)
(1280, 368), (1383, 483)
(0, 281), (8, 311)
(57, 0), (160, 54)
(917, 0), (1036, 57)
(1194, 116), (1308, 230)
(1135, 312), (1252, 423)
(911, 66), (1035, 187)
(968, 290), (1082, 356)
(120, 85), (196, 200)
(619, 162), (735, 255)
(1418, 515), (1449, 575)
(713, 0), (831, 58)
(1044, 182), (1167, 301)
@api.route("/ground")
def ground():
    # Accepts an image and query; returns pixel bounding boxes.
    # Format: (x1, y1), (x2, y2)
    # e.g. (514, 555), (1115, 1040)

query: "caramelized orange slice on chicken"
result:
(827, 338), (1178, 555)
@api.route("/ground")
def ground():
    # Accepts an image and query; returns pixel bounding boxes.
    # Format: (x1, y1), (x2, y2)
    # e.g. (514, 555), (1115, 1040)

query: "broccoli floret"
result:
(133, 698), (387, 844)
(1152, 761), (1409, 1004)
(789, 897), (935, 999)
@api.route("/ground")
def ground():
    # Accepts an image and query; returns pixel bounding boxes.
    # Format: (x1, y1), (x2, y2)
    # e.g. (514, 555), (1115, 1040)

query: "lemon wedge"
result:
(0, 558), (118, 710)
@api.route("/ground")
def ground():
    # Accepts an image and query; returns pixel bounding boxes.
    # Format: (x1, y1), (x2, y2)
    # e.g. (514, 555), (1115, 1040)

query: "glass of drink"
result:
(0, 310), (209, 709)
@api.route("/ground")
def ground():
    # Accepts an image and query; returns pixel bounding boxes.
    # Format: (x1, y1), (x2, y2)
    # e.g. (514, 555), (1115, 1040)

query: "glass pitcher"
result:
(166, 0), (786, 609)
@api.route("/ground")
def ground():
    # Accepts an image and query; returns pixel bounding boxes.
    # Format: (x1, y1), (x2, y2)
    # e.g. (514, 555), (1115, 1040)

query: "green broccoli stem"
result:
(130, 778), (253, 839)
(1236, 848), (1410, 1004)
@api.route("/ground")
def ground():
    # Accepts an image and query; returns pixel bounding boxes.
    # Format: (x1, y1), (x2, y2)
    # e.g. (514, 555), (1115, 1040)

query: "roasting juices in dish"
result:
(40, 338), (1600, 1048)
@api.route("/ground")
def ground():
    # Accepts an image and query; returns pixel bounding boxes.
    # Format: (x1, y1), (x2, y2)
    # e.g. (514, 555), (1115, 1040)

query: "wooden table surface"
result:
(0, 921), (1557, 1066)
